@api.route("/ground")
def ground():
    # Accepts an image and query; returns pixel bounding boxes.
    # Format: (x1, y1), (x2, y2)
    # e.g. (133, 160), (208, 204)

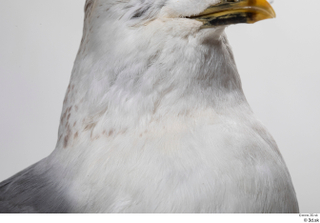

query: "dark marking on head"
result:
(67, 85), (71, 94)
(121, 128), (128, 135)
(131, 5), (152, 19)
(63, 96), (68, 104)
(85, 0), (95, 13)
(84, 123), (97, 131)
(129, 1), (166, 23)
(63, 123), (72, 148)
(108, 129), (114, 136)
(61, 111), (67, 122)
(63, 135), (69, 148)
(74, 132), (78, 139)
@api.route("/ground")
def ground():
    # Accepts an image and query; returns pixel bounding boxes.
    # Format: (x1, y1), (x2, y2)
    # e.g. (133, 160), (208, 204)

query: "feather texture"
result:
(0, 0), (298, 213)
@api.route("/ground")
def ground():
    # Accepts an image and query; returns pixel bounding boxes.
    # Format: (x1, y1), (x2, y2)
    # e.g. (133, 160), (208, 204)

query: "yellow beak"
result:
(187, 0), (276, 29)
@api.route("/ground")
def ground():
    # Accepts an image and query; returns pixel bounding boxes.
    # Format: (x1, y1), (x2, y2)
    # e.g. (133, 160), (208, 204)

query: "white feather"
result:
(0, 0), (298, 213)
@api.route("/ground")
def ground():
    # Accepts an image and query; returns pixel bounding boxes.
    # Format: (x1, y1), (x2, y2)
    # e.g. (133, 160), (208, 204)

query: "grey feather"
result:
(0, 161), (71, 213)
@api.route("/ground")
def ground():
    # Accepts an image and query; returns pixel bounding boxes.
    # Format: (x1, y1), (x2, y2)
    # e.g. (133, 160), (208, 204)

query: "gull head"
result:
(71, 0), (276, 126)
(59, 0), (276, 149)
(83, 0), (275, 44)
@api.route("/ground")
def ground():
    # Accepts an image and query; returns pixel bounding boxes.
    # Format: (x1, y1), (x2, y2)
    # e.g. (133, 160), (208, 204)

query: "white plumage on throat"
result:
(48, 0), (298, 212)
(59, 0), (243, 146)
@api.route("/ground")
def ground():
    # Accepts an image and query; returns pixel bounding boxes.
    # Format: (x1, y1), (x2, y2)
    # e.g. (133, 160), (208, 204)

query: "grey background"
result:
(0, 0), (319, 213)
